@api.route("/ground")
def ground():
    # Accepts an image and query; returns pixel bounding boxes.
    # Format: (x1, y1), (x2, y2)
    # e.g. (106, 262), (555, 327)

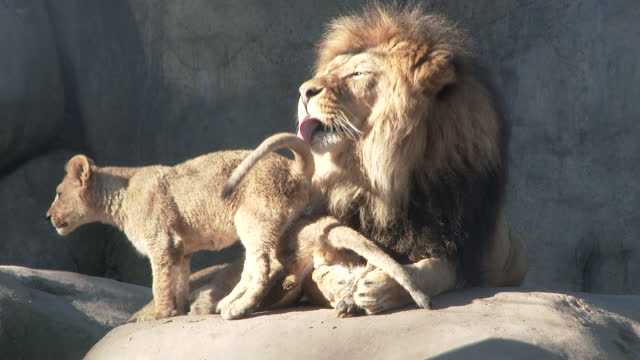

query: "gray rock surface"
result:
(0, 266), (151, 360)
(0, 0), (65, 171)
(86, 289), (640, 360)
(0, 0), (637, 294)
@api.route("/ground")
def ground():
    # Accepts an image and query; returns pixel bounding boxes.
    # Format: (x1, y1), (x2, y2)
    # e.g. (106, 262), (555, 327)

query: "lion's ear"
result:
(415, 50), (456, 95)
(66, 154), (94, 187)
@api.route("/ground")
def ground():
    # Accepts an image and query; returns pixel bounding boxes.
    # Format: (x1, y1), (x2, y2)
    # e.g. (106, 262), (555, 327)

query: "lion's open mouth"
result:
(52, 220), (68, 229)
(297, 116), (335, 144)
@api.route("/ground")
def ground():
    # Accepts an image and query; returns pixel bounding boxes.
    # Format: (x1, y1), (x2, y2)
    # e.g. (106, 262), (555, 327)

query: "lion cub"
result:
(47, 133), (313, 321)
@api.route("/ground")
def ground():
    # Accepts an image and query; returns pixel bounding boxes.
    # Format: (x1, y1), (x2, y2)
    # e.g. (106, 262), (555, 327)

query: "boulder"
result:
(86, 289), (640, 360)
(0, 266), (151, 360)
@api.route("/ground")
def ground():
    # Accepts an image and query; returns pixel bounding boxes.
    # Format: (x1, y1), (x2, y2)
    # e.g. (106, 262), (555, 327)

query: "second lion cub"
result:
(47, 133), (313, 321)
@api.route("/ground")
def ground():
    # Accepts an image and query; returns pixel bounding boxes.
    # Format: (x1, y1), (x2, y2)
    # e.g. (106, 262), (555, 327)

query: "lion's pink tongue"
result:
(297, 118), (320, 143)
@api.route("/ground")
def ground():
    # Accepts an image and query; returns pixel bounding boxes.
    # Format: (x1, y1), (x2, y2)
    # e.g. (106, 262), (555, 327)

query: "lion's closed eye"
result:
(348, 72), (367, 79)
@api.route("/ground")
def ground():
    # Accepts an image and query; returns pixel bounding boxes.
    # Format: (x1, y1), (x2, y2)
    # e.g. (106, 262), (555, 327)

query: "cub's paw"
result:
(131, 307), (176, 322)
(354, 268), (412, 314)
(220, 300), (253, 320)
(215, 294), (234, 314)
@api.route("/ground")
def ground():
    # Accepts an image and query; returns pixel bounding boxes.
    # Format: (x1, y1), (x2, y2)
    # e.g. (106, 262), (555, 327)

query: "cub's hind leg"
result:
(221, 250), (283, 320)
(219, 209), (284, 320)
(215, 254), (255, 313)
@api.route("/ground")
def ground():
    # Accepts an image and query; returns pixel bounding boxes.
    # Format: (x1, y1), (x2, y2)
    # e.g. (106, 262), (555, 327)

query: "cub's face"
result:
(46, 155), (95, 236)
(297, 52), (383, 154)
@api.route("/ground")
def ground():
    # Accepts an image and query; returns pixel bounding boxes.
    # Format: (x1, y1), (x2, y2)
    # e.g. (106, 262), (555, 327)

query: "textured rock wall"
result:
(433, 1), (640, 294)
(0, 0), (638, 293)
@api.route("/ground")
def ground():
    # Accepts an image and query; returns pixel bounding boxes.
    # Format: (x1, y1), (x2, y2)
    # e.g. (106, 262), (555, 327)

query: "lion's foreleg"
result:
(354, 257), (457, 314)
(325, 225), (432, 309)
(482, 214), (528, 286)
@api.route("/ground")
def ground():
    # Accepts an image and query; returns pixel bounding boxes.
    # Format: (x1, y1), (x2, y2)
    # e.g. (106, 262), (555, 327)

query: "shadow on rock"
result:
(428, 338), (562, 360)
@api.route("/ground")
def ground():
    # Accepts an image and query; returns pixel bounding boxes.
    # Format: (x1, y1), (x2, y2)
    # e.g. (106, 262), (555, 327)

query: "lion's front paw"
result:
(313, 266), (365, 317)
(335, 297), (365, 318)
(354, 268), (412, 314)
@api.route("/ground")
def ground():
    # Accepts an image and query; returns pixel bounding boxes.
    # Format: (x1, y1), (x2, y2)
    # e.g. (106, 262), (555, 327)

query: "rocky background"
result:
(1, 0), (639, 358)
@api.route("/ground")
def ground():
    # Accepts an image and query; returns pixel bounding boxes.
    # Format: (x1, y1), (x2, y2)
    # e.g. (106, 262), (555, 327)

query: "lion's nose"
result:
(299, 82), (323, 106)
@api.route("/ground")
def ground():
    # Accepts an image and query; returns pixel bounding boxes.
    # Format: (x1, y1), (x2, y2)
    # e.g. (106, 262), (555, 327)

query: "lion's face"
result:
(297, 52), (383, 154)
(46, 155), (96, 236)
(297, 41), (456, 190)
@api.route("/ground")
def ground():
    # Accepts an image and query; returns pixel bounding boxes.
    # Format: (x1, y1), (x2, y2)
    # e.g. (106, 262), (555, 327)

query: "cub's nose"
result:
(45, 212), (51, 221)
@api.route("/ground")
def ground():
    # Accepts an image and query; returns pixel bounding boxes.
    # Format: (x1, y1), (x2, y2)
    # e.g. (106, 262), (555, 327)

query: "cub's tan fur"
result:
(46, 133), (315, 320)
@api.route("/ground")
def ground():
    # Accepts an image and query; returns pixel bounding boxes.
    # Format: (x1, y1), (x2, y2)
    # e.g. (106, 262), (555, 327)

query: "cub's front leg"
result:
(134, 242), (184, 321)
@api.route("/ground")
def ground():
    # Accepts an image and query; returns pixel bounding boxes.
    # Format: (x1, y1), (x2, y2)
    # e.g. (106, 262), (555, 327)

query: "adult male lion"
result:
(292, 4), (528, 315)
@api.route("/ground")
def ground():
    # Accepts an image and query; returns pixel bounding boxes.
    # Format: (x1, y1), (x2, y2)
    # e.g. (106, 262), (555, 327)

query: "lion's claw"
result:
(354, 268), (412, 314)
(336, 298), (364, 318)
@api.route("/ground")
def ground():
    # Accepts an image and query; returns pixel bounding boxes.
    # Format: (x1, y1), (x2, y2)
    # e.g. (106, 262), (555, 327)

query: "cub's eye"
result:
(347, 71), (366, 79)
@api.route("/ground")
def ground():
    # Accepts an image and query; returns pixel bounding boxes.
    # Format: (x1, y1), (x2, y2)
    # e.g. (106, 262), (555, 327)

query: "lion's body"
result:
(290, 4), (527, 315)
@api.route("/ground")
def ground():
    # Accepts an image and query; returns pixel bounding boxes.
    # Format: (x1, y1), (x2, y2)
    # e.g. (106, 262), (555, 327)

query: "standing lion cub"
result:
(47, 133), (313, 320)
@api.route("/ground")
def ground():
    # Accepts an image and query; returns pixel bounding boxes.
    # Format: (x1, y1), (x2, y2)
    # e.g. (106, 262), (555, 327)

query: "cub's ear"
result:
(414, 50), (456, 95)
(66, 154), (94, 187)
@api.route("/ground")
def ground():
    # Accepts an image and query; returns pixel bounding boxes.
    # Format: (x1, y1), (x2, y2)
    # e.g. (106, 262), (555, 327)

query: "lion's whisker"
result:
(334, 111), (361, 141)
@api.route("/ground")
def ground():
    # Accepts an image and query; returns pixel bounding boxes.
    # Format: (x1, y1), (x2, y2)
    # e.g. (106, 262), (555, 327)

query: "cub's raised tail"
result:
(221, 133), (314, 198)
